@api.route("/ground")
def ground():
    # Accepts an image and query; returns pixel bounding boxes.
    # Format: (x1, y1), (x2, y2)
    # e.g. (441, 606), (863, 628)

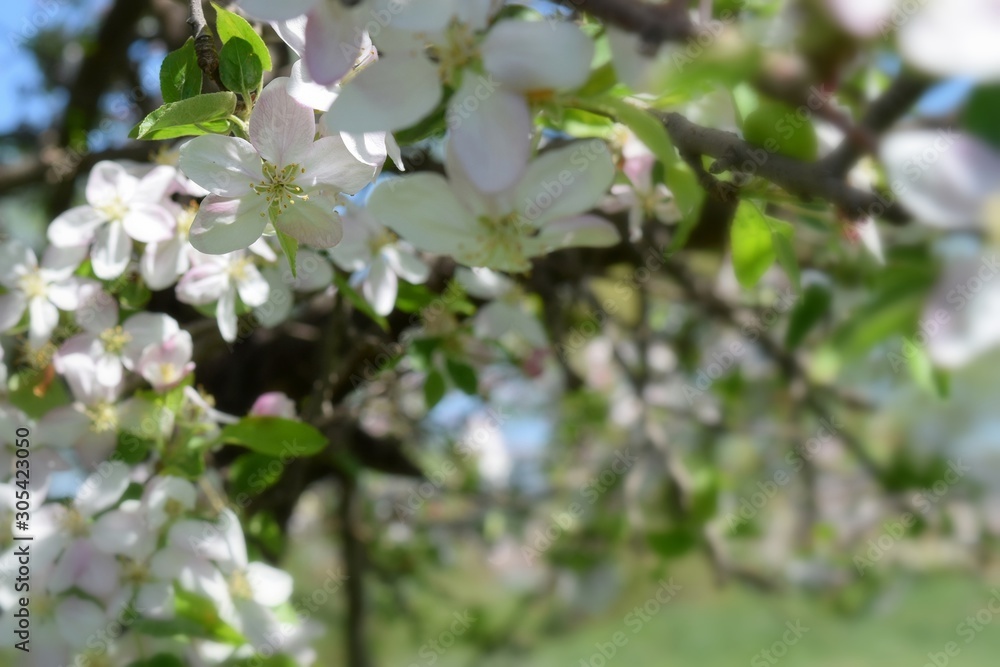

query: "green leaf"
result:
(962, 84), (1000, 150)
(229, 452), (284, 497)
(577, 62), (618, 97)
(445, 358), (478, 394)
(219, 37), (263, 97)
(424, 370), (446, 409)
(174, 588), (245, 644)
(274, 223), (299, 278)
(785, 283), (832, 349)
(212, 2), (272, 70)
(730, 201), (775, 289)
(219, 416), (328, 457)
(129, 92), (236, 140)
(580, 94), (677, 166)
(159, 38), (202, 103)
(647, 528), (698, 558)
(7, 369), (70, 419)
(767, 217), (800, 291)
(332, 272), (389, 330)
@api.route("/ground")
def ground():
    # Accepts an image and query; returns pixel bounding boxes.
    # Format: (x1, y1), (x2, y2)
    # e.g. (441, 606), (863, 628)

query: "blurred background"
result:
(3, 1), (1000, 666)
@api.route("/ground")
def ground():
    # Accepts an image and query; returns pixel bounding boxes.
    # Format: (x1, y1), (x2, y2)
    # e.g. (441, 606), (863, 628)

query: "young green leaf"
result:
(273, 218), (299, 278)
(159, 38), (202, 103)
(424, 369), (447, 409)
(219, 37), (263, 97)
(129, 92), (236, 140)
(730, 201), (775, 289)
(212, 2), (272, 70)
(767, 217), (800, 291)
(445, 358), (478, 394)
(581, 94), (677, 166)
(218, 416), (328, 457)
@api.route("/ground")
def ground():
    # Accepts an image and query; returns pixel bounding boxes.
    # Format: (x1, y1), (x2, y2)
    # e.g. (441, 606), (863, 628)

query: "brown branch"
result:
(658, 111), (910, 224)
(188, 0), (223, 89)
(820, 72), (933, 177)
(560, 0), (694, 50)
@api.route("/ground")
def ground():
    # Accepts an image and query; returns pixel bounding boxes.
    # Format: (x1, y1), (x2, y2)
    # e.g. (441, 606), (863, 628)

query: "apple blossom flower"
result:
(54, 309), (184, 389)
(329, 204), (429, 315)
(250, 391), (298, 419)
(176, 250), (270, 343)
(47, 161), (176, 279)
(140, 201), (197, 291)
(254, 248), (335, 327)
(0, 404), (68, 500)
(600, 131), (679, 240)
(455, 267), (547, 348)
(178, 77), (375, 255)
(136, 328), (196, 391)
(367, 140), (619, 272)
(0, 242), (94, 346)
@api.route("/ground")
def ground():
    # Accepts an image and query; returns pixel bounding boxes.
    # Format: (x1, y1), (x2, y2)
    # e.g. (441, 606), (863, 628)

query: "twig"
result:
(559, 0), (693, 51)
(187, 0), (223, 88)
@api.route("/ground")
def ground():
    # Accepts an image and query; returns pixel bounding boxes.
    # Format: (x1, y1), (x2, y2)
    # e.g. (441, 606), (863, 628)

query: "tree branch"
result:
(658, 111), (910, 223)
(188, 0), (223, 89)
(560, 0), (693, 50)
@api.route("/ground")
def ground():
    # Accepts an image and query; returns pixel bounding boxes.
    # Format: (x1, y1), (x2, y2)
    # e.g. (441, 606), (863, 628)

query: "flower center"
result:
(99, 197), (128, 222)
(368, 228), (397, 255)
(99, 326), (132, 355)
(430, 20), (479, 84)
(468, 213), (531, 270)
(123, 558), (150, 585)
(228, 256), (253, 283)
(85, 401), (119, 434)
(157, 362), (181, 385)
(178, 205), (197, 239)
(62, 508), (90, 537)
(17, 270), (48, 300)
(251, 161), (308, 216)
(229, 569), (254, 600)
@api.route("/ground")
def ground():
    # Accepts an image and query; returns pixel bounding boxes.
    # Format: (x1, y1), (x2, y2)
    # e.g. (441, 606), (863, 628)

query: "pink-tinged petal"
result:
(138, 331), (195, 391)
(324, 56), (441, 133)
(217, 285), (238, 342)
(54, 596), (107, 647)
(367, 174), (479, 257)
(250, 392), (298, 418)
(482, 21), (594, 92)
(525, 214), (620, 257)
(236, 265), (270, 307)
(301, 134), (375, 193)
(364, 252), (397, 316)
(28, 296), (58, 346)
(91, 220), (132, 280)
(179, 135), (263, 197)
(250, 77), (317, 167)
(48, 539), (120, 599)
(122, 312), (181, 368)
(513, 141), (615, 225)
(41, 244), (88, 277)
(382, 245), (429, 284)
(176, 263), (229, 305)
(304, 4), (361, 85)
(239, 0), (316, 22)
(289, 59), (338, 110)
(189, 194), (270, 255)
(880, 130), (1000, 229)
(899, 0), (1000, 81)
(123, 202), (176, 243)
(0, 292), (27, 332)
(275, 192), (343, 248)
(823, 0), (895, 37)
(86, 161), (136, 208)
(272, 15), (308, 57)
(74, 283), (118, 332)
(75, 460), (131, 516)
(47, 205), (108, 247)
(448, 84), (531, 194)
(141, 237), (189, 291)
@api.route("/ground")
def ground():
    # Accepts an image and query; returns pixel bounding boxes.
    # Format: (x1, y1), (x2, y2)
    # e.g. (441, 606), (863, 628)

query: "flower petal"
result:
(123, 202), (176, 243)
(250, 77), (317, 167)
(275, 192), (344, 248)
(301, 134), (375, 193)
(0, 292), (27, 332)
(28, 296), (59, 346)
(367, 174), (477, 257)
(364, 252), (397, 316)
(324, 56), (441, 133)
(525, 214), (620, 257)
(86, 161), (136, 208)
(91, 220), (132, 280)
(236, 265), (270, 307)
(288, 58), (338, 110)
(448, 83), (531, 194)
(47, 206), (108, 247)
(189, 194), (270, 255)
(482, 21), (594, 92)
(382, 245), (429, 284)
(179, 135), (263, 197)
(75, 459), (131, 517)
(514, 141), (615, 225)
(899, 0), (1000, 81)
(176, 262), (230, 306)
(304, 3), (361, 85)
(217, 285), (238, 343)
(239, 0), (316, 21)
(141, 237), (189, 291)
